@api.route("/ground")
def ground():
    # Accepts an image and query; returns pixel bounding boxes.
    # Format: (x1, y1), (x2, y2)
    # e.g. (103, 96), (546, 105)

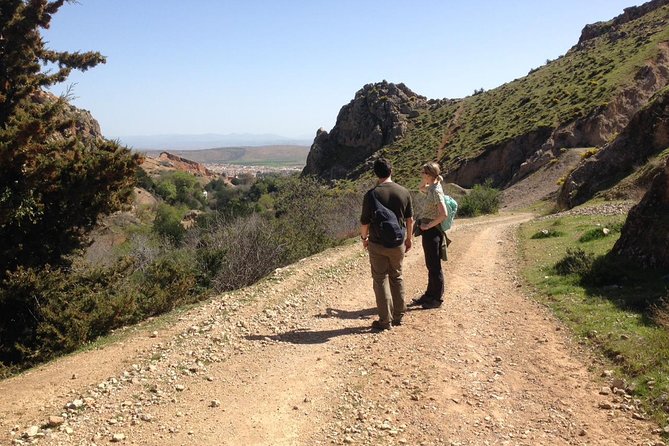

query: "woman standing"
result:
(412, 162), (448, 309)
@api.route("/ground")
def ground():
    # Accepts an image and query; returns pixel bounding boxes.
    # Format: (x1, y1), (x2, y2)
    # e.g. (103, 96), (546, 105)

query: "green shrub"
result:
(579, 227), (610, 242)
(137, 250), (199, 316)
(155, 180), (177, 203)
(0, 261), (135, 369)
(579, 227), (608, 242)
(531, 229), (564, 239)
(0, 247), (206, 374)
(581, 148), (599, 159)
(154, 171), (206, 209)
(578, 223), (623, 243)
(153, 204), (186, 243)
(273, 176), (339, 260)
(458, 182), (501, 217)
(554, 248), (595, 276)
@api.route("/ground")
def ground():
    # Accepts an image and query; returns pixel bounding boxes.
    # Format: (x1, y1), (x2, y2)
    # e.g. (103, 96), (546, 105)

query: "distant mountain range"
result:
(114, 133), (313, 150)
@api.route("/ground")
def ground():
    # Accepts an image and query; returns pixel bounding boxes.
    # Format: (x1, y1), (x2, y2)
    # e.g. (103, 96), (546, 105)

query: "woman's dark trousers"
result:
(421, 227), (444, 301)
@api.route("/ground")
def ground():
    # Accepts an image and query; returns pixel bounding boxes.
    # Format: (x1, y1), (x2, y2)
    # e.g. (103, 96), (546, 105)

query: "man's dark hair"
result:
(373, 158), (392, 178)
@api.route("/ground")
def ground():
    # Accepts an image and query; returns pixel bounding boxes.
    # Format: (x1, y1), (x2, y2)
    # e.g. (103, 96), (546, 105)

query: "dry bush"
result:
(127, 233), (163, 272)
(202, 214), (286, 292)
(323, 191), (362, 239)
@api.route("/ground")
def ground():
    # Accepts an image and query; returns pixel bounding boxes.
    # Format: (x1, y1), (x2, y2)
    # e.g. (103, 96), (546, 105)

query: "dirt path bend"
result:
(0, 213), (662, 446)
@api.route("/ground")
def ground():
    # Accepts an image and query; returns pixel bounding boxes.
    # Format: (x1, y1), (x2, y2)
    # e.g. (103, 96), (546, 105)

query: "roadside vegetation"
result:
(456, 181), (501, 217)
(0, 2), (363, 377)
(0, 171), (361, 377)
(519, 214), (669, 425)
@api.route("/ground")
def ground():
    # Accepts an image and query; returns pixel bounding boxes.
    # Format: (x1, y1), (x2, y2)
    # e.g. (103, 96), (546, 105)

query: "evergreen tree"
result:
(0, 1), (141, 272)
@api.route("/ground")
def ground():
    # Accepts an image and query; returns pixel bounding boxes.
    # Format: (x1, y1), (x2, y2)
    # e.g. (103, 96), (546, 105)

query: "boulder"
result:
(611, 157), (669, 270)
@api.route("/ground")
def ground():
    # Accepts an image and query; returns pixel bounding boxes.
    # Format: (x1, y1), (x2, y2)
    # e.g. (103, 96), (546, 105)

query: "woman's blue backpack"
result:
(439, 194), (458, 232)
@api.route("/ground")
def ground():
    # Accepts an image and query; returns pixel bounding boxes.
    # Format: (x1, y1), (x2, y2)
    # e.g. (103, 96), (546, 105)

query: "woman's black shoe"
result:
(408, 295), (430, 306)
(421, 299), (443, 309)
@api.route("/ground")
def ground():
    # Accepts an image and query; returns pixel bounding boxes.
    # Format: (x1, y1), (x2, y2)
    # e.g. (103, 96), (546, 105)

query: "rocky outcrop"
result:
(141, 152), (218, 180)
(557, 88), (669, 209)
(33, 91), (104, 142)
(611, 157), (669, 270)
(302, 81), (427, 179)
(577, 0), (669, 46)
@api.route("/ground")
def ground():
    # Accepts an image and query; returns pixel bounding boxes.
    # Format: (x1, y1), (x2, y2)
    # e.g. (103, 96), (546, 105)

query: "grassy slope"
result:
(519, 214), (669, 425)
(378, 5), (669, 189)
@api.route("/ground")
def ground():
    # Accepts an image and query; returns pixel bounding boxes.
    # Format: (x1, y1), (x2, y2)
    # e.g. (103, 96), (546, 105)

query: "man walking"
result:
(360, 158), (414, 330)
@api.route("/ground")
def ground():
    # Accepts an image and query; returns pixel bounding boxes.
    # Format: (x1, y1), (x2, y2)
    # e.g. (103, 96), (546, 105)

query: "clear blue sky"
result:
(43, 0), (647, 140)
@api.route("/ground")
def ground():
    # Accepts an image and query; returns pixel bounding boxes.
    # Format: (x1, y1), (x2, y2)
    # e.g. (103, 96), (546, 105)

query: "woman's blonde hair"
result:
(422, 161), (443, 182)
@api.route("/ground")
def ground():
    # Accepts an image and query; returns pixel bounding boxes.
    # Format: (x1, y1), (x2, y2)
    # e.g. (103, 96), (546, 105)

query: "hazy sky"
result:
(43, 0), (646, 140)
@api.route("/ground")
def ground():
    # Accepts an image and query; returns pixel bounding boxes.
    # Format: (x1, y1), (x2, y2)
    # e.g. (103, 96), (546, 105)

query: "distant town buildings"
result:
(205, 163), (302, 178)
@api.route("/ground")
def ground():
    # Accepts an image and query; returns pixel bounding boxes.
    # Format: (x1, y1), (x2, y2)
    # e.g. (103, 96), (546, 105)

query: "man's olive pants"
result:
(368, 241), (406, 324)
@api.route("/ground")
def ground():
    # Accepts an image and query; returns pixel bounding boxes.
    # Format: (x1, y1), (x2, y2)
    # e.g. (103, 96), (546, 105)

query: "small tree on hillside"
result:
(0, 1), (141, 272)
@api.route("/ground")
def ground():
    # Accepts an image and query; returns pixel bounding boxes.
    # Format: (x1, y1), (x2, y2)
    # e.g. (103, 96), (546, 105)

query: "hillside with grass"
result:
(305, 1), (669, 197)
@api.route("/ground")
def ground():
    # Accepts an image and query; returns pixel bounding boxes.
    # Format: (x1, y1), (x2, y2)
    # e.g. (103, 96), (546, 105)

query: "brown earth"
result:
(0, 213), (663, 445)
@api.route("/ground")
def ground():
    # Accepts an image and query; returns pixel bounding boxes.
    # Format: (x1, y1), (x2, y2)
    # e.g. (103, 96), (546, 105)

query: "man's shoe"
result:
(421, 299), (443, 309)
(391, 318), (403, 327)
(371, 320), (391, 331)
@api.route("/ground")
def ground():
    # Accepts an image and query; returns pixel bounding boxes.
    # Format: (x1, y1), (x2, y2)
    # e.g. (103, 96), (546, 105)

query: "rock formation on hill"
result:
(141, 152), (219, 180)
(558, 88), (669, 209)
(578, 0), (669, 45)
(34, 91), (104, 142)
(611, 157), (669, 269)
(302, 81), (427, 179)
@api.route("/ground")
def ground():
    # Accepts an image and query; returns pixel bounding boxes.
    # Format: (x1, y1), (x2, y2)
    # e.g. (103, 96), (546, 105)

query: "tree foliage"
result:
(154, 171), (206, 209)
(0, 1), (141, 272)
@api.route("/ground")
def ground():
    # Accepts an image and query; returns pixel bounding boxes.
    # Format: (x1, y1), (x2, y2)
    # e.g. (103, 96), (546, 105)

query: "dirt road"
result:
(0, 213), (661, 445)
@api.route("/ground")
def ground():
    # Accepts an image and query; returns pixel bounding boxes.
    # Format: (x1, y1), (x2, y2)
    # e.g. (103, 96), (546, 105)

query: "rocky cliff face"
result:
(558, 88), (669, 209)
(302, 81), (427, 179)
(611, 157), (669, 270)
